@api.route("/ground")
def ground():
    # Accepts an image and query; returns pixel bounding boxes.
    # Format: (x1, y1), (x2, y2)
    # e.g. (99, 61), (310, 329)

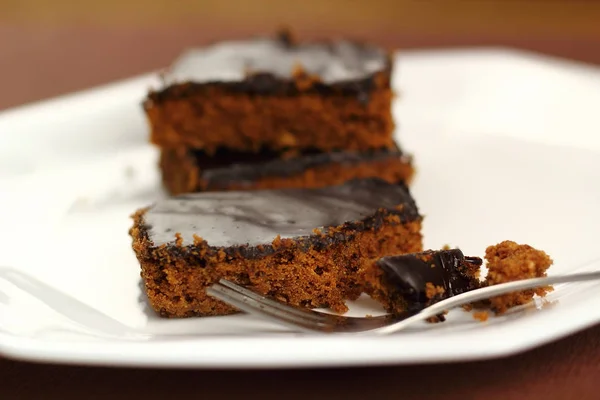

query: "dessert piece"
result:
(472, 311), (489, 322)
(159, 145), (414, 195)
(129, 178), (422, 318)
(364, 241), (553, 320)
(144, 31), (395, 154)
(483, 240), (553, 314)
(363, 249), (482, 315)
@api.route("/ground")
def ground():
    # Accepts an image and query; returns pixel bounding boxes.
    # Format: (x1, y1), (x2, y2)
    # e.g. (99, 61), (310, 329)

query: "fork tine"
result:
(206, 282), (333, 333)
(208, 280), (399, 333)
(215, 279), (327, 322)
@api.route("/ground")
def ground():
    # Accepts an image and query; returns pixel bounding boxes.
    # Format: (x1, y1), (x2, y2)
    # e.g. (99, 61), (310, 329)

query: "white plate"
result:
(1, 49), (600, 368)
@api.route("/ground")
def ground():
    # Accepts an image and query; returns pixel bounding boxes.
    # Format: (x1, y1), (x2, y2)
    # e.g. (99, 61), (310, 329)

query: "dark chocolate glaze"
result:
(147, 34), (391, 102)
(149, 72), (384, 100)
(141, 178), (420, 259)
(191, 146), (409, 188)
(377, 250), (482, 311)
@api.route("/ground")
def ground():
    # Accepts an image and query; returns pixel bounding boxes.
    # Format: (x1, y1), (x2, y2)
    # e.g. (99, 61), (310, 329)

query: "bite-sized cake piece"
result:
(483, 240), (553, 314)
(363, 249), (482, 315)
(364, 241), (554, 320)
(144, 31), (395, 154)
(159, 144), (414, 195)
(129, 178), (422, 317)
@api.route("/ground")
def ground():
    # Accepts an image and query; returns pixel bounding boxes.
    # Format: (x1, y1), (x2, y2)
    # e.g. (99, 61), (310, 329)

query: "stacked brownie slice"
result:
(143, 31), (414, 195)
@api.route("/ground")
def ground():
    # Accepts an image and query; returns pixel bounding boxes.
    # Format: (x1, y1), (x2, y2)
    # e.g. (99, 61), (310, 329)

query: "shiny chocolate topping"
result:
(377, 249), (482, 309)
(166, 35), (387, 84)
(193, 146), (407, 188)
(143, 178), (419, 249)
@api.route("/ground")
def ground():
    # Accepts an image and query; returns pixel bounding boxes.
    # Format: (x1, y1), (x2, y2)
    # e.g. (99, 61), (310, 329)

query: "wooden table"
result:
(2, 24), (600, 399)
(3, 324), (600, 399)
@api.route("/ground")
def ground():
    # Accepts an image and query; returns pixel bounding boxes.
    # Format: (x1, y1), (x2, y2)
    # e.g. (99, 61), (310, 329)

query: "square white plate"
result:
(1, 49), (600, 368)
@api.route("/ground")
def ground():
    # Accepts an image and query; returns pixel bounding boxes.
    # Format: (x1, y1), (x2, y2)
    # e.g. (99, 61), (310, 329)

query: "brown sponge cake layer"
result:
(145, 83), (394, 153)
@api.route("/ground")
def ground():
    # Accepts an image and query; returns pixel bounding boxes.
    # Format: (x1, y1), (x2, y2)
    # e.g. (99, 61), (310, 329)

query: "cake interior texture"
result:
(483, 240), (553, 314)
(129, 179), (423, 317)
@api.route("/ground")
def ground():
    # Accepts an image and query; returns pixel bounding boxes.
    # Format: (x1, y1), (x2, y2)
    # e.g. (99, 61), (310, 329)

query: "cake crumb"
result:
(192, 234), (204, 245)
(385, 214), (401, 224)
(277, 130), (299, 147)
(484, 240), (553, 314)
(292, 63), (321, 90)
(473, 311), (489, 322)
(174, 233), (184, 247)
(426, 310), (449, 323)
(425, 282), (445, 299)
(272, 235), (283, 249)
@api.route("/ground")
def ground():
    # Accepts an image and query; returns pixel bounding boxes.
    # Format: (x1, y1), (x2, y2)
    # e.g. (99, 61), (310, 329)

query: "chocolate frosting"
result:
(377, 250), (482, 310)
(143, 178), (419, 249)
(166, 36), (387, 85)
(193, 147), (408, 188)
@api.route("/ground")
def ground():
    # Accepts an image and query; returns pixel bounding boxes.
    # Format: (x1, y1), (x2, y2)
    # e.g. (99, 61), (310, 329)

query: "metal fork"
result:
(206, 269), (600, 334)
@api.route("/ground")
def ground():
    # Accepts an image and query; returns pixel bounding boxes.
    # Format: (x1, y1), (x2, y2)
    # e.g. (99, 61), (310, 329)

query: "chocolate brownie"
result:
(144, 31), (395, 154)
(129, 178), (423, 317)
(363, 249), (482, 315)
(159, 145), (414, 195)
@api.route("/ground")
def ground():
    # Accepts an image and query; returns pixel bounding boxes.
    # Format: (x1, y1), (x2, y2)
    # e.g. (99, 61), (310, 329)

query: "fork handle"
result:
(373, 269), (600, 335)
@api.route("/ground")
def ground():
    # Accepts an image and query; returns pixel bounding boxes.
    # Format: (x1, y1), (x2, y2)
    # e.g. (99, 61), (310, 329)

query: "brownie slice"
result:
(159, 145), (414, 195)
(144, 31), (395, 154)
(129, 178), (422, 318)
(363, 249), (482, 315)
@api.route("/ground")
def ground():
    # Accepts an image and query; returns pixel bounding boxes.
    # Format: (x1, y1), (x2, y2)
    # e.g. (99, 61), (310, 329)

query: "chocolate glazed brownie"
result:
(129, 178), (423, 317)
(143, 31), (395, 153)
(363, 242), (554, 321)
(159, 145), (414, 195)
(363, 249), (482, 316)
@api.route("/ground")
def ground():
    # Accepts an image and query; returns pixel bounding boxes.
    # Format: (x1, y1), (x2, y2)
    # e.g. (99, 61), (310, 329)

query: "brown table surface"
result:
(2, 25), (600, 399)
(3, 324), (600, 400)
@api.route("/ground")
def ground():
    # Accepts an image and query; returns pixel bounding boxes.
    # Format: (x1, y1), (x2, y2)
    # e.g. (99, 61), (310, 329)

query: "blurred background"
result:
(1, 0), (599, 110)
